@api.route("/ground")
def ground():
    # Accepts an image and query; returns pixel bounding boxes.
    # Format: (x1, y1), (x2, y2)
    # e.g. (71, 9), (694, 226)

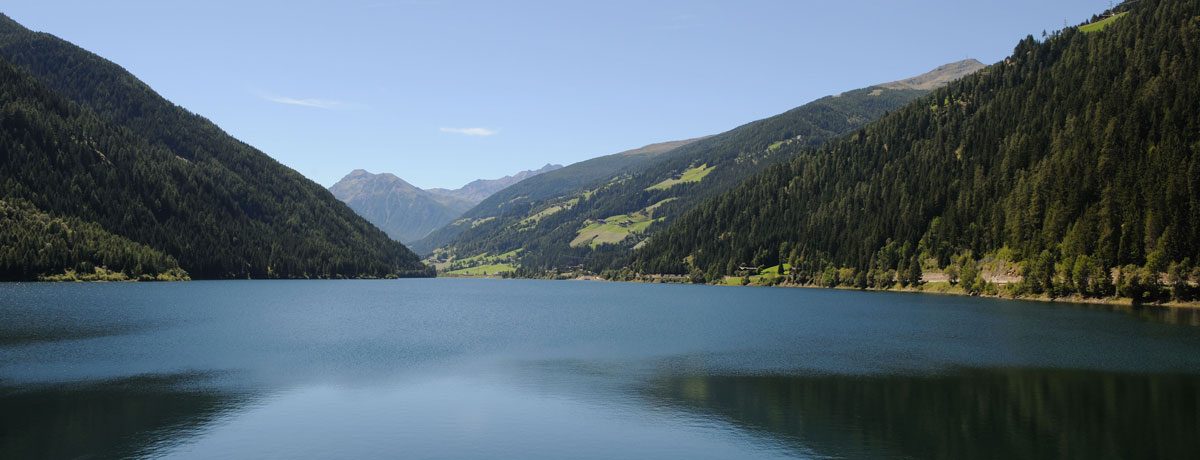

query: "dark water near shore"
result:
(2, 279), (1198, 459)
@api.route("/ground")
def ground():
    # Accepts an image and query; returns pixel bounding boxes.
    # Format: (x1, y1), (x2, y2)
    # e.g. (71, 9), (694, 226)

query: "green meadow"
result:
(646, 164), (715, 191)
(443, 263), (517, 276)
(1079, 12), (1127, 33)
(570, 199), (676, 249)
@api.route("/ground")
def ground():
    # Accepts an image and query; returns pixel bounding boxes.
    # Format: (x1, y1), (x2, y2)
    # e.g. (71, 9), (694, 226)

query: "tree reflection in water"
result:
(645, 368), (1200, 459)
(0, 373), (253, 459)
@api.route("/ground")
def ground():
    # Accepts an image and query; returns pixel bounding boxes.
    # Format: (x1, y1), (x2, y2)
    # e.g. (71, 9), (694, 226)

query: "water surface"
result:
(2, 279), (1198, 458)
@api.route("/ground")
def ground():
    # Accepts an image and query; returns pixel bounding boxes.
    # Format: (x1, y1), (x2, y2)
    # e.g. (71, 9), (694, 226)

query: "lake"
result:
(2, 279), (1199, 459)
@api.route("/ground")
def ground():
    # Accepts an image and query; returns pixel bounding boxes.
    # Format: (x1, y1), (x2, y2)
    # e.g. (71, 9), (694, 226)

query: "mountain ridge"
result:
(880, 59), (986, 91)
(421, 59), (983, 274)
(427, 163), (563, 203)
(330, 164), (562, 243)
(0, 13), (429, 279)
(410, 138), (705, 254)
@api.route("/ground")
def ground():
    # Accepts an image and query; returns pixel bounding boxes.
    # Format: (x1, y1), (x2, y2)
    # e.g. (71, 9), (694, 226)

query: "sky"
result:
(3, 0), (1111, 189)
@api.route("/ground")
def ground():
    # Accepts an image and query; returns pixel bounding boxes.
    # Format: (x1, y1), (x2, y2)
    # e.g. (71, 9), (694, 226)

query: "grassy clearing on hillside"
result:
(454, 249), (521, 265)
(721, 264), (792, 286)
(570, 198), (674, 249)
(751, 264), (791, 283)
(642, 197), (676, 213)
(519, 198), (579, 226)
(430, 248), (522, 274)
(444, 263), (516, 276)
(1080, 12), (1127, 33)
(495, 249), (521, 259)
(646, 164), (715, 191)
(470, 217), (496, 228)
(721, 276), (749, 286)
(571, 215), (657, 248)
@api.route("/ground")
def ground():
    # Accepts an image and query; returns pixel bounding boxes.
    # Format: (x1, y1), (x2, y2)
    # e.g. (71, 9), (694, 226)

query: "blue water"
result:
(2, 279), (1199, 458)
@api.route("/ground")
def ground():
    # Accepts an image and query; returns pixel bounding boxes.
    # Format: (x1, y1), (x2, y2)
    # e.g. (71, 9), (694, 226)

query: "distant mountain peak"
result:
(333, 169), (417, 192)
(427, 164), (564, 203)
(880, 59), (986, 91)
(330, 164), (562, 243)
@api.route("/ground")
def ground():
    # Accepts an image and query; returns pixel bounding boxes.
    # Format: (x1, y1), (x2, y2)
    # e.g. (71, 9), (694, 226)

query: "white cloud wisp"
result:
(439, 127), (499, 137)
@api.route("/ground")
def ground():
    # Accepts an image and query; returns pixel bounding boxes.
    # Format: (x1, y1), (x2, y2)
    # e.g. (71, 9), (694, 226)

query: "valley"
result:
(3, 1), (1200, 458)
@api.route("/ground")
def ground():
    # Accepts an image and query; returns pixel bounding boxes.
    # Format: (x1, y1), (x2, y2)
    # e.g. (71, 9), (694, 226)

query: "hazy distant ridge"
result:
(428, 164), (563, 203)
(330, 164), (562, 243)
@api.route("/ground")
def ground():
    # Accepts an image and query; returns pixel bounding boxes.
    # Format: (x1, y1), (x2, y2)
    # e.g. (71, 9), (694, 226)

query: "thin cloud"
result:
(255, 90), (361, 110)
(264, 96), (349, 109)
(440, 127), (499, 137)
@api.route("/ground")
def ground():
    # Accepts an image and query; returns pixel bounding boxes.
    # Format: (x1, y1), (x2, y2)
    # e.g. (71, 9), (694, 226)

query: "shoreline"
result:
(430, 271), (1200, 310)
(8, 272), (1199, 310)
(758, 281), (1199, 310)
(420, 269), (1200, 311)
(603, 275), (1200, 310)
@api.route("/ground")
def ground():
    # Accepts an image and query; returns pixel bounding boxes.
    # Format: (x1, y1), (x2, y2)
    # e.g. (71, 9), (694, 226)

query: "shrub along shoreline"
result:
(605, 262), (1200, 310)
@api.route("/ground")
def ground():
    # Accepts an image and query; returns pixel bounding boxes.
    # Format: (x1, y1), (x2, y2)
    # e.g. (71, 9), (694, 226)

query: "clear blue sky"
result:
(4, 0), (1109, 189)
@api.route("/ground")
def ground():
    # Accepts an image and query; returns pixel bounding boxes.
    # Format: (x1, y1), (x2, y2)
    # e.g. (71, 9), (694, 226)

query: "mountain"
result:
(329, 170), (473, 244)
(0, 14), (429, 280)
(428, 164), (563, 203)
(422, 60), (984, 275)
(633, 0), (1199, 303)
(410, 138), (702, 254)
(330, 165), (561, 243)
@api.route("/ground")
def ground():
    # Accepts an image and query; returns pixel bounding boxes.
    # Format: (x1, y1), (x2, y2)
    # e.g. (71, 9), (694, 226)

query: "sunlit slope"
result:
(635, 0), (1199, 305)
(427, 60), (984, 276)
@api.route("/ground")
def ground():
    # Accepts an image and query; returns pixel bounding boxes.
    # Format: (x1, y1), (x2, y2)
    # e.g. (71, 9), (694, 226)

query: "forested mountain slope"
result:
(425, 61), (983, 275)
(634, 0), (1200, 302)
(0, 14), (428, 279)
(410, 138), (701, 254)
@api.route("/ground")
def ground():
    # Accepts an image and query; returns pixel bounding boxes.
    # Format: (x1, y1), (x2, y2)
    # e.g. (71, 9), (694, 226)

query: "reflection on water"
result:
(1114, 304), (1200, 327)
(1036, 299), (1200, 327)
(646, 369), (1200, 459)
(8, 364), (1200, 459)
(0, 323), (146, 347)
(0, 374), (252, 459)
(4, 279), (1200, 458)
